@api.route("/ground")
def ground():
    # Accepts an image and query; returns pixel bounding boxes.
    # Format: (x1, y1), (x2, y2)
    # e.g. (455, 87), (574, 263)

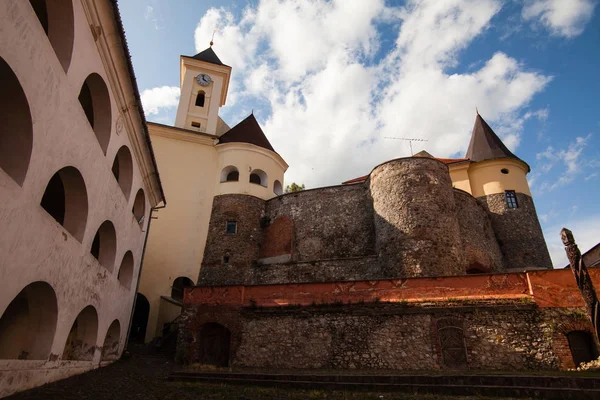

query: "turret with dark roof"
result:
(218, 114), (276, 153)
(466, 113), (529, 171)
(186, 46), (227, 66)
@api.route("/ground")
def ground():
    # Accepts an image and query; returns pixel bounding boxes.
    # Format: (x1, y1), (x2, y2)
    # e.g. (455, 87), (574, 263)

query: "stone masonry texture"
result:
(177, 301), (596, 371)
(477, 193), (552, 270)
(453, 189), (504, 273)
(369, 158), (464, 277)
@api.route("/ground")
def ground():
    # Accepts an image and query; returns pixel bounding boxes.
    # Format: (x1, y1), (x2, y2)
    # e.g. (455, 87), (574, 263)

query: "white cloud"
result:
(145, 5), (162, 30)
(544, 214), (600, 268)
(533, 134), (592, 192)
(140, 86), (180, 116)
(585, 172), (598, 181)
(184, 0), (556, 188)
(522, 0), (596, 38)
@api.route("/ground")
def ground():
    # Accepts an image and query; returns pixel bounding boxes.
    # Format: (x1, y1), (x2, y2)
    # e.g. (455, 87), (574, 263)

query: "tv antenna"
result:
(384, 137), (429, 156)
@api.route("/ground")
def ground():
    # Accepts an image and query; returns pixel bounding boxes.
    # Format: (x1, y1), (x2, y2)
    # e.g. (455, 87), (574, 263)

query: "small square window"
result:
(226, 220), (237, 234)
(223, 255), (230, 264)
(191, 121), (200, 128)
(505, 190), (518, 209)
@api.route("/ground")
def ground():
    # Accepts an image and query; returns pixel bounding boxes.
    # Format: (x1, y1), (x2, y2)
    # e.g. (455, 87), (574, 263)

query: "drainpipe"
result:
(124, 203), (166, 352)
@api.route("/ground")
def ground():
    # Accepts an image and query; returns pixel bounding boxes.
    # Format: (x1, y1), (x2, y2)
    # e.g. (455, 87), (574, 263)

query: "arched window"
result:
(195, 91), (205, 107)
(249, 169), (268, 187)
(567, 331), (598, 367)
(62, 306), (98, 361)
(273, 180), (283, 195)
(0, 57), (33, 186)
(0, 282), (58, 360)
(117, 251), (134, 289)
(171, 277), (194, 303)
(90, 221), (117, 271)
(129, 294), (149, 344)
(198, 323), (231, 367)
(101, 320), (121, 361)
(29, 0), (74, 72)
(79, 73), (112, 154)
(220, 166), (239, 183)
(132, 189), (146, 226)
(40, 166), (88, 242)
(111, 146), (133, 199)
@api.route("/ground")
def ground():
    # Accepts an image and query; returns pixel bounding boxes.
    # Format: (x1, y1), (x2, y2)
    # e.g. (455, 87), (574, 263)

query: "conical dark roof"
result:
(189, 47), (224, 66)
(466, 113), (528, 170)
(218, 114), (276, 152)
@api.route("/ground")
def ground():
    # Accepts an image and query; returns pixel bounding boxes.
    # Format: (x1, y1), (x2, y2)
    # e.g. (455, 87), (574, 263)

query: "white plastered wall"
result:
(0, 0), (159, 396)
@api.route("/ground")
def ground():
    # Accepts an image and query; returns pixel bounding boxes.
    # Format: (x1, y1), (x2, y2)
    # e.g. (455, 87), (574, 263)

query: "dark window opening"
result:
(111, 157), (119, 181)
(29, 0), (49, 34)
(501, 168), (509, 174)
(195, 92), (205, 107)
(505, 190), (518, 209)
(171, 277), (194, 302)
(226, 221), (237, 234)
(249, 173), (261, 185)
(91, 231), (100, 259)
(226, 171), (239, 182)
(223, 255), (230, 264)
(568, 331), (598, 367)
(191, 121), (200, 128)
(466, 268), (486, 275)
(41, 173), (65, 225)
(78, 82), (94, 128)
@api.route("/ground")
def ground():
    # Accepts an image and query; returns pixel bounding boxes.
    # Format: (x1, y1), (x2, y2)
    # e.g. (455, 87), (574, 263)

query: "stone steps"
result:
(168, 371), (600, 399)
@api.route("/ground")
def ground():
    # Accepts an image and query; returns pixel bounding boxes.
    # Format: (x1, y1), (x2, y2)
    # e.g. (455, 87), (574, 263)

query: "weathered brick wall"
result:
(265, 185), (376, 262)
(178, 302), (595, 371)
(370, 158), (464, 277)
(198, 195), (265, 285)
(478, 193), (552, 270)
(453, 189), (504, 273)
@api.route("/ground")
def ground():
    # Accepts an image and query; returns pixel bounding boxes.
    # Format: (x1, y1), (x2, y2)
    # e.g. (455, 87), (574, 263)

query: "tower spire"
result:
(210, 28), (217, 47)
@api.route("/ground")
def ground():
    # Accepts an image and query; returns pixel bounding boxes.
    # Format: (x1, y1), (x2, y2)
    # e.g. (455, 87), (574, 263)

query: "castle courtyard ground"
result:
(5, 351), (527, 400)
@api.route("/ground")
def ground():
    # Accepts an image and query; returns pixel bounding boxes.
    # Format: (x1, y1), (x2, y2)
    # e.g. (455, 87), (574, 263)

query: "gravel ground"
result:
(7, 352), (523, 400)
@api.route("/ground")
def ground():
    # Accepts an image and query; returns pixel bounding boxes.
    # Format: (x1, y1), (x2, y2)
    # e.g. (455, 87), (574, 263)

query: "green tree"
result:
(285, 182), (305, 193)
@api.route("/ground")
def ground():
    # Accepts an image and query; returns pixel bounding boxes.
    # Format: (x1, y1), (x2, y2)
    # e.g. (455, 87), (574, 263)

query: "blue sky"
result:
(119, 0), (600, 267)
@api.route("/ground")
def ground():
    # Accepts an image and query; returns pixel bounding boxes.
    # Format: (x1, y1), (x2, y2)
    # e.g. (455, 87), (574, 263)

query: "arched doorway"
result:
(171, 277), (194, 303)
(129, 294), (149, 344)
(567, 331), (598, 367)
(62, 306), (99, 361)
(198, 323), (231, 367)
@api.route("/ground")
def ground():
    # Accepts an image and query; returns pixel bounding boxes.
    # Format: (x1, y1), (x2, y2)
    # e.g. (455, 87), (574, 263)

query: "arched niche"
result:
(62, 305), (98, 361)
(0, 282), (58, 360)
(273, 180), (283, 196)
(29, 0), (74, 72)
(171, 277), (194, 303)
(220, 165), (239, 183)
(249, 169), (268, 187)
(0, 57), (33, 186)
(101, 320), (120, 361)
(132, 189), (146, 226)
(79, 73), (112, 154)
(90, 221), (117, 271)
(40, 166), (88, 242)
(437, 318), (467, 368)
(117, 251), (134, 289)
(567, 330), (598, 367)
(195, 91), (205, 107)
(111, 146), (133, 199)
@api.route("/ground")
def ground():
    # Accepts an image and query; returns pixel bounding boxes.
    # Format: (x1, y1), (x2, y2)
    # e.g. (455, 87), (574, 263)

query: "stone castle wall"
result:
(264, 184), (376, 262)
(478, 193), (552, 270)
(178, 302), (590, 371)
(199, 194), (265, 285)
(453, 189), (504, 273)
(369, 158), (463, 277)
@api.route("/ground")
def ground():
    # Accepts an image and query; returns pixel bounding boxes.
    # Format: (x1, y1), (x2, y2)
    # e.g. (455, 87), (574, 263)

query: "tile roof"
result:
(341, 157), (469, 184)
(189, 47), (225, 66)
(466, 113), (528, 171)
(218, 114), (276, 153)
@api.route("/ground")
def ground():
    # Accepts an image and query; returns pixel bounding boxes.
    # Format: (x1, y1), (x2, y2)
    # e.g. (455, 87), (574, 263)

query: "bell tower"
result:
(174, 46), (231, 135)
